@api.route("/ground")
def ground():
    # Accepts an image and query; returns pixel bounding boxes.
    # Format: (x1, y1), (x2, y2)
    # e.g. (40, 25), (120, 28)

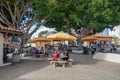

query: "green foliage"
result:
(38, 30), (56, 37)
(1, 0), (120, 41)
(38, 30), (48, 37)
(112, 36), (120, 42)
(2, 0), (120, 33)
(44, 0), (120, 33)
(4, 0), (14, 3)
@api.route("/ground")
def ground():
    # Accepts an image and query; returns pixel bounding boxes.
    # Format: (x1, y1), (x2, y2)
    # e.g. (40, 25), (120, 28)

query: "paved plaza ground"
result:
(0, 54), (120, 80)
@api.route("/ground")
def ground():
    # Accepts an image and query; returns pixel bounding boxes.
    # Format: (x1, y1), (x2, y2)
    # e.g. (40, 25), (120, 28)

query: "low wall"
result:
(72, 50), (83, 54)
(93, 52), (120, 63)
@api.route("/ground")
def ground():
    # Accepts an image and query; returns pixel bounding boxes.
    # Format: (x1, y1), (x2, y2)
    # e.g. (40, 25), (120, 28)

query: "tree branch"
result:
(0, 1), (8, 9)
(6, 2), (16, 26)
(0, 13), (14, 27)
(19, 2), (32, 23)
(0, 17), (11, 27)
(81, 27), (94, 37)
(42, 14), (51, 24)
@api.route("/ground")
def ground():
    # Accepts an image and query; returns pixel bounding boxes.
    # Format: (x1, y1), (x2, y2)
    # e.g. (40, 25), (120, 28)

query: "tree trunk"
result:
(77, 35), (83, 50)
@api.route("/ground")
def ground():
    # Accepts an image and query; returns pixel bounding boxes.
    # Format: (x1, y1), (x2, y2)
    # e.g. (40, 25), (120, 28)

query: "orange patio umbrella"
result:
(98, 38), (111, 42)
(28, 37), (52, 43)
(82, 36), (97, 42)
(92, 33), (112, 38)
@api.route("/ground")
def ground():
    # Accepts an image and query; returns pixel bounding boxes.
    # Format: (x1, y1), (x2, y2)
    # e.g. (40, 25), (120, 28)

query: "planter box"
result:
(72, 50), (83, 54)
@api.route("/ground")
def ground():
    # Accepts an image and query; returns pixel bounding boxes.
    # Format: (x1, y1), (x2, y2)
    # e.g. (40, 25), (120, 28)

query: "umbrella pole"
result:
(53, 41), (55, 50)
(44, 42), (46, 55)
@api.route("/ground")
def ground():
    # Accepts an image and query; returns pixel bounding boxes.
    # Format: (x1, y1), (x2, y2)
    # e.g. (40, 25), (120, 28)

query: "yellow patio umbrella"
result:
(47, 31), (76, 41)
(82, 36), (97, 42)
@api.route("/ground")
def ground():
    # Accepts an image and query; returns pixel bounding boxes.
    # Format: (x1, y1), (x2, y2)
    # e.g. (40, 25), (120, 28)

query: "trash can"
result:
(12, 53), (20, 63)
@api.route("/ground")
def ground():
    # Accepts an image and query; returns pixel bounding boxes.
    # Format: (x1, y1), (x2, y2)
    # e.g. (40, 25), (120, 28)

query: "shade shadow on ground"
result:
(0, 58), (49, 80)
(0, 54), (120, 80)
(69, 53), (102, 66)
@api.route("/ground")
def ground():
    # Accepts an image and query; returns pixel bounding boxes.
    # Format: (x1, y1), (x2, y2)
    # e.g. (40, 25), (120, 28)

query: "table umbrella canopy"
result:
(92, 33), (112, 38)
(28, 37), (52, 43)
(98, 38), (111, 42)
(82, 36), (97, 42)
(47, 31), (76, 41)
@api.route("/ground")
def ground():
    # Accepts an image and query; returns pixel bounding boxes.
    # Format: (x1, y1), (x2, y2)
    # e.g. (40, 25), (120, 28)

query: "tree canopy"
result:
(0, 0), (56, 45)
(0, 0), (120, 46)
(45, 0), (120, 34)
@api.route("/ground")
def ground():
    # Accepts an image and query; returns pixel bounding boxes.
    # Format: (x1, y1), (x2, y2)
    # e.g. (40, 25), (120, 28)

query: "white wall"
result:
(109, 25), (120, 38)
(93, 52), (120, 63)
(0, 33), (3, 66)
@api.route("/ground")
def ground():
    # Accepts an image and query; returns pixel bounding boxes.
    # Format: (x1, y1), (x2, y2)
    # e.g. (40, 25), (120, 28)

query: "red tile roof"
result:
(0, 25), (26, 34)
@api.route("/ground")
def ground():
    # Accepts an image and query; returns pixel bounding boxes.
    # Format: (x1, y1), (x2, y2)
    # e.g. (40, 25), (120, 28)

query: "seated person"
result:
(32, 47), (39, 55)
(39, 47), (44, 54)
(52, 50), (60, 61)
(62, 50), (69, 61)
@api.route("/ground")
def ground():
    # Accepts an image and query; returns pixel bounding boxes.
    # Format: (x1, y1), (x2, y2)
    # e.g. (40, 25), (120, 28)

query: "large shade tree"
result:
(38, 30), (56, 37)
(0, 0), (58, 47)
(44, 0), (120, 49)
(0, 0), (120, 50)
(46, 0), (120, 31)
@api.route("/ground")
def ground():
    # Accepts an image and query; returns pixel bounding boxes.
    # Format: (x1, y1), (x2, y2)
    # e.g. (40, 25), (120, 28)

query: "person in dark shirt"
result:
(62, 50), (69, 61)
(3, 44), (9, 54)
(3, 44), (9, 61)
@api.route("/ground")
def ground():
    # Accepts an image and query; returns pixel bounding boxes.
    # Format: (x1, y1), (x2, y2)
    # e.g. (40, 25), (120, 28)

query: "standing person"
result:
(52, 50), (60, 61)
(63, 43), (67, 51)
(3, 44), (9, 62)
(63, 50), (69, 61)
(110, 44), (113, 53)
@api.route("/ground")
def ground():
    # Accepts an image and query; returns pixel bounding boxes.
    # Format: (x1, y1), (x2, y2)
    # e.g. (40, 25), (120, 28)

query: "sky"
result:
(31, 24), (120, 39)
(31, 25), (112, 39)
(102, 28), (110, 35)
(31, 25), (55, 39)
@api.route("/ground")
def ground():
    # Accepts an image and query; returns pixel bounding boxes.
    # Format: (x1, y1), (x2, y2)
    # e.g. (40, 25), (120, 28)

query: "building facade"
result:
(108, 25), (120, 38)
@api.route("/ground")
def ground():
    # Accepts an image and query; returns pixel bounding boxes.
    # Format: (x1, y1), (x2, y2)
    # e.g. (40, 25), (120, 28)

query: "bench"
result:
(48, 58), (53, 64)
(32, 53), (44, 58)
(58, 61), (67, 68)
(50, 60), (67, 68)
(50, 61), (58, 67)
(48, 58), (53, 61)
